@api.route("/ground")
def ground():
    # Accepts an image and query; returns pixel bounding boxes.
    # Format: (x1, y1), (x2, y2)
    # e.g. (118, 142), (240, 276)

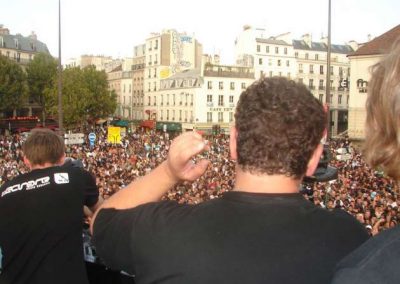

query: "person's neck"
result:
(30, 163), (59, 170)
(233, 166), (301, 194)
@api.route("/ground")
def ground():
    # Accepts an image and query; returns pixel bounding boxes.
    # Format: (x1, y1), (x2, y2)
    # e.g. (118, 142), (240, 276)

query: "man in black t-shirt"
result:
(0, 129), (102, 284)
(91, 77), (369, 284)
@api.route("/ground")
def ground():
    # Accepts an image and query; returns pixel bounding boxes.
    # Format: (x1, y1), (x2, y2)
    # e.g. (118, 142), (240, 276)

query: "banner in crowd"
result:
(107, 127), (121, 144)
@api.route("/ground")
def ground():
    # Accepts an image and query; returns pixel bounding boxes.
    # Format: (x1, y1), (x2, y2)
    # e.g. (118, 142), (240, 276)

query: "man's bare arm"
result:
(90, 131), (209, 233)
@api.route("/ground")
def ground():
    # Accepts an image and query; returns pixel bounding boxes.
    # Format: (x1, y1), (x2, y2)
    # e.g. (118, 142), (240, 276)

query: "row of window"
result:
(158, 109), (193, 123)
(295, 52), (322, 61)
(259, 58), (291, 67)
(207, 81), (247, 90)
(317, 94), (349, 105)
(147, 39), (159, 51)
(206, 94), (235, 106)
(146, 93), (194, 106)
(298, 64), (346, 75)
(207, 112), (234, 123)
(147, 54), (158, 65)
(257, 45), (289, 55)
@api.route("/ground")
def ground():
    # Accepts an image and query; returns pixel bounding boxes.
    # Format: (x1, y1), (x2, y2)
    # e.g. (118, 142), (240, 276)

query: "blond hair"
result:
(364, 38), (400, 180)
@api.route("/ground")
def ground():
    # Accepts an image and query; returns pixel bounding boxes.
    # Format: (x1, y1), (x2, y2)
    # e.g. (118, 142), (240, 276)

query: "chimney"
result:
(213, 54), (220, 65)
(347, 40), (359, 52)
(29, 31), (37, 41)
(367, 34), (372, 41)
(302, 33), (312, 47)
(320, 36), (328, 45)
(243, 25), (251, 31)
(0, 25), (10, 35)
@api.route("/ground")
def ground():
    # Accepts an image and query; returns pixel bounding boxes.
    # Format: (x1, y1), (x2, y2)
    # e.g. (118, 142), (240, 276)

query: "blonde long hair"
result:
(364, 38), (400, 180)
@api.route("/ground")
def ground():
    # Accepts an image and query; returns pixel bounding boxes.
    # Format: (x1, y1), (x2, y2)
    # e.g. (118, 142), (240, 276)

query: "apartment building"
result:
(235, 26), (355, 136)
(142, 29), (203, 120)
(65, 55), (123, 72)
(156, 55), (255, 133)
(0, 25), (50, 117)
(132, 44), (145, 120)
(347, 24), (400, 140)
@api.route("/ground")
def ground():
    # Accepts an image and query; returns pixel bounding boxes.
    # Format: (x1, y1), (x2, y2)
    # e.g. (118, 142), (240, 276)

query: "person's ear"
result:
(229, 126), (238, 160)
(306, 143), (323, 177)
(57, 153), (66, 166)
(23, 156), (32, 170)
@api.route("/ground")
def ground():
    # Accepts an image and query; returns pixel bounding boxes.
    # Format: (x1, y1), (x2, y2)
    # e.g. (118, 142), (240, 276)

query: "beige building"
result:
(348, 25), (400, 140)
(132, 44), (146, 120)
(234, 26), (355, 136)
(142, 29), (203, 120)
(107, 65), (122, 117)
(0, 25), (50, 117)
(65, 55), (123, 72)
(156, 55), (255, 133)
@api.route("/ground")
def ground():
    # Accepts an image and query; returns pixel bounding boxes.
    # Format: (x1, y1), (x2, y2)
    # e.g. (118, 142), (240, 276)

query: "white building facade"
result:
(156, 56), (255, 133)
(234, 26), (355, 137)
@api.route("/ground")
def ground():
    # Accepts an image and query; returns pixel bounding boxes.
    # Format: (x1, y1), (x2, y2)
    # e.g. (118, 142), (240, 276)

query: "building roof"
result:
(256, 38), (290, 46)
(0, 33), (49, 54)
(292, 40), (353, 54)
(110, 65), (122, 72)
(349, 24), (400, 57)
(167, 68), (201, 79)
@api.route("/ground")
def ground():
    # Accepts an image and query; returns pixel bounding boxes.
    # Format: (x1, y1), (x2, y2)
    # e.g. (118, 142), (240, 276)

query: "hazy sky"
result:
(2, 0), (399, 64)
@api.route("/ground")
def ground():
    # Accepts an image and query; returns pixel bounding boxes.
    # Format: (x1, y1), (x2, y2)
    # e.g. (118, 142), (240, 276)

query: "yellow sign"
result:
(107, 127), (121, 144)
(160, 68), (170, 79)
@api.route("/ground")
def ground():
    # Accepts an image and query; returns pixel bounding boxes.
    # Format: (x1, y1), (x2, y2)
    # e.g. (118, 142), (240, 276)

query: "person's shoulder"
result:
(326, 208), (367, 227)
(333, 226), (400, 284)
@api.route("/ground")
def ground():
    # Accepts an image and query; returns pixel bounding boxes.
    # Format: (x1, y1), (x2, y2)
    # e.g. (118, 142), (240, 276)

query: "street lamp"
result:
(325, 0), (332, 139)
(57, 0), (64, 133)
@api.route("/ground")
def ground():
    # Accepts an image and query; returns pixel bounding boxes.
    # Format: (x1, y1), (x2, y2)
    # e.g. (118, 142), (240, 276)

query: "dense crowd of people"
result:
(0, 127), (398, 236)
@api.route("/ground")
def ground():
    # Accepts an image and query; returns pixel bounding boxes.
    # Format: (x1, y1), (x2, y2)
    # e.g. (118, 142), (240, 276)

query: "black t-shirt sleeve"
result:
(92, 201), (190, 274)
(92, 208), (137, 273)
(79, 169), (99, 207)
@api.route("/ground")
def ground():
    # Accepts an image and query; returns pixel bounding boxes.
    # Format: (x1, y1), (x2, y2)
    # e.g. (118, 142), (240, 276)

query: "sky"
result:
(1, 0), (399, 64)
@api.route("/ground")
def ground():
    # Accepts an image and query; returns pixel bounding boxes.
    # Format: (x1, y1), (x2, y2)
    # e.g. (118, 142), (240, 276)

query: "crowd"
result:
(0, 127), (398, 236)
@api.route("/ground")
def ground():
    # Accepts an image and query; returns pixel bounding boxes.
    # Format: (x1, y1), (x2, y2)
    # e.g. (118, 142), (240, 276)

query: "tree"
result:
(26, 52), (58, 125)
(81, 66), (117, 122)
(0, 55), (28, 115)
(47, 66), (117, 128)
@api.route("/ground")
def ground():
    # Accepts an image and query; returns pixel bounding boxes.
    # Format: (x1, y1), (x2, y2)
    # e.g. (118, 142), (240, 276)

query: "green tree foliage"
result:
(26, 52), (58, 124)
(47, 66), (116, 128)
(0, 55), (28, 113)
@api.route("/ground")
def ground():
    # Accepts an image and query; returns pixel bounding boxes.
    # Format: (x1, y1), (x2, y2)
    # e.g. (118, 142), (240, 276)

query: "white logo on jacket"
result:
(54, 173), (70, 184)
(1, 176), (50, 197)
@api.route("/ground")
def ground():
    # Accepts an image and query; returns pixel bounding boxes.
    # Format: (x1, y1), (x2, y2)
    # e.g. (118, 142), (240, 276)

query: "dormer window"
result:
(14, 38), (19, 48)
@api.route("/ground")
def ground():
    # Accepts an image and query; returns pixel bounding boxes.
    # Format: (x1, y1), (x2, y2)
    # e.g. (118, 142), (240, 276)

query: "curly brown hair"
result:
(235, 77), (326, 179)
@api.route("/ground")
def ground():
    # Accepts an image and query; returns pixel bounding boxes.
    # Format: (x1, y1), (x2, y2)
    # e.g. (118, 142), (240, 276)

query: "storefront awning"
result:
(140, 120), (156, 129)
(156, 122), (182, 132)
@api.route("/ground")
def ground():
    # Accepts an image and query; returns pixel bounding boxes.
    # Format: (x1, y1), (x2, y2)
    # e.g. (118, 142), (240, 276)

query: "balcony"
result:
(309, 86), (315, 90)
(319, 86), (325, 90)
(206, 102), (213, 107)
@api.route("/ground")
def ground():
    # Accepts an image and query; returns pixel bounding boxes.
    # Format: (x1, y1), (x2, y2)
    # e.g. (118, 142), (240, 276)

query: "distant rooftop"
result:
(349, 24), (400, 57)
(0, 26), (49, 54)
(292, 40), (353, 54)
(256, 38), (291, 46)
